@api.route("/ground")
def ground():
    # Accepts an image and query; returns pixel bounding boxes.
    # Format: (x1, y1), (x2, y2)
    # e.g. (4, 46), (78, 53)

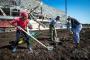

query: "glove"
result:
(17, 26), (22, 30)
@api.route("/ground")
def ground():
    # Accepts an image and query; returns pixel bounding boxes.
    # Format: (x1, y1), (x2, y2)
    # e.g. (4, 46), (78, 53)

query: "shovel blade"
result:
(47, 46), (54, 51)
(55, 38), (60, 42)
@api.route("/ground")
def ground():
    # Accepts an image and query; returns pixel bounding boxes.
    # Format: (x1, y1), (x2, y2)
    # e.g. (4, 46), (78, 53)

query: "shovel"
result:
(17, 26), (54, 51)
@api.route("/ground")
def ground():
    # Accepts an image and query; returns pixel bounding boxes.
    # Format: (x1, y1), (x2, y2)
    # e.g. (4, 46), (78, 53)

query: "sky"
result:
(42, 0), (90, 24)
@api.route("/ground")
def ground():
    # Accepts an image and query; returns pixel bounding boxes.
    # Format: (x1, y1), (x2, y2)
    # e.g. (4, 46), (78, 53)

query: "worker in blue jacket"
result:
(67, 16), (82, 48)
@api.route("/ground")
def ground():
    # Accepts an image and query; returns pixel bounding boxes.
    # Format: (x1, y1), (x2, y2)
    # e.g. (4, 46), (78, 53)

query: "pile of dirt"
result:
(0, 28), (90, 60)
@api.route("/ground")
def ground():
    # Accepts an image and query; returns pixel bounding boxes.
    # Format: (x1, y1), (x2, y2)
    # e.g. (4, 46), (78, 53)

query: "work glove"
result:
(17, 26), (22, 30)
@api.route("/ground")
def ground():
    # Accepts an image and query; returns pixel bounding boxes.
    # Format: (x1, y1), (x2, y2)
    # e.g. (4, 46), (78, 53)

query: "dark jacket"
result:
(67, 17), (80, 28)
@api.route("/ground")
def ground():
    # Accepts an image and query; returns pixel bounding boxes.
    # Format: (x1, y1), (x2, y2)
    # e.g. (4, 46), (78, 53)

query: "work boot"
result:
(12, 47), (16, 53)
(74, 43), (80, 48)
(28, 47), (33, 53)
(77, 43), (80, 48)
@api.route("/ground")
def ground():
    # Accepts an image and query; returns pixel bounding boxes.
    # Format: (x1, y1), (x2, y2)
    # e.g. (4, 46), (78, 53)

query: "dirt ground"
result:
(0, 28), (90, 60)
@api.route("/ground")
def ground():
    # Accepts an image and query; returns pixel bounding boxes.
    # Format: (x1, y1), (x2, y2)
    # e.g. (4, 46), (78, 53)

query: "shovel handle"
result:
(17, 26), (47, 48)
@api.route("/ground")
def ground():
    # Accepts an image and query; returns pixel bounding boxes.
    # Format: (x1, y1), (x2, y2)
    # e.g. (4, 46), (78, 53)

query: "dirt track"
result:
(0, 28), (90, 60)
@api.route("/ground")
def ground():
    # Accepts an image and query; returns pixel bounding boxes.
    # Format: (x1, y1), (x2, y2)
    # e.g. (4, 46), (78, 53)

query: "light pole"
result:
(65, 0), (70, 30)
(65, 0), (69, 30)
(65, 0), (67, 17)
(40, 1), (43, 15)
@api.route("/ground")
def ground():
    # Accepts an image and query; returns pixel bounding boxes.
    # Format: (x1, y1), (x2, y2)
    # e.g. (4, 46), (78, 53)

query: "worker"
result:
(10, 10), (33, 53)
(49, 16), (60, 41)
(67, 16), (82, 48)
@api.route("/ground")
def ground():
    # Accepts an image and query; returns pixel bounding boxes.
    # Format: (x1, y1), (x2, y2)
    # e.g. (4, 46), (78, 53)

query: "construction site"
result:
(0, 0), (90, 60)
